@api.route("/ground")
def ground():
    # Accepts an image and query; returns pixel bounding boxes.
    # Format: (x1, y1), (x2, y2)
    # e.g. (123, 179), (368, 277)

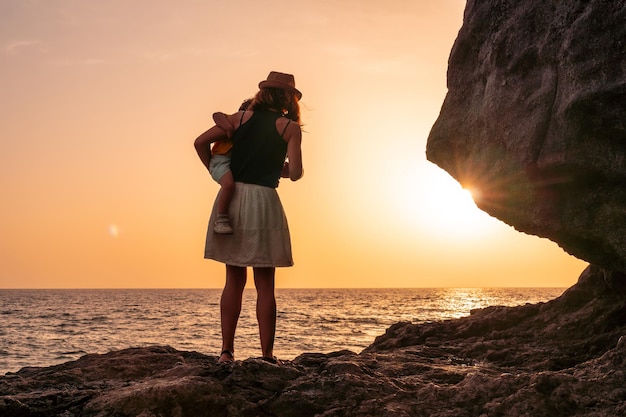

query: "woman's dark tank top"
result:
(230, 110), (289, 188)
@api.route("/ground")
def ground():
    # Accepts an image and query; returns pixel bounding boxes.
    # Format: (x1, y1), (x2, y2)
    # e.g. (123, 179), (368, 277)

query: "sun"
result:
(395, 163), (502, 240)
(424, 168), (500, 238)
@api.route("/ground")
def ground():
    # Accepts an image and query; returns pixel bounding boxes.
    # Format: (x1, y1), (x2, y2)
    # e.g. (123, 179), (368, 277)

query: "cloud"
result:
(46, 57), (107, 67)
(138, 47), (210, 63)
(4, 40), (42, 54)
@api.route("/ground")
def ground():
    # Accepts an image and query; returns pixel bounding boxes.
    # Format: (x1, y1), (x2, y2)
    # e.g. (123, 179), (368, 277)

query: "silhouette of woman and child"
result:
(194, 71), (304, 364)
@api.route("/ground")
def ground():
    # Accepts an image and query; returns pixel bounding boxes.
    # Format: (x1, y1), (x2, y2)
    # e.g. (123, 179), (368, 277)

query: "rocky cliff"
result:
(427, 0), (626, 273)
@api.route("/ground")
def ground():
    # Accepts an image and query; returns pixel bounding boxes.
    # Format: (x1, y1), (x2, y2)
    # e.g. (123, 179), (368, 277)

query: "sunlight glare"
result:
(410, 165), (500, 239)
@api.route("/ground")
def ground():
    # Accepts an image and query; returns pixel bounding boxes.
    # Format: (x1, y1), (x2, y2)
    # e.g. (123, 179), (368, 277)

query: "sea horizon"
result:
(1, 287), (567, 375)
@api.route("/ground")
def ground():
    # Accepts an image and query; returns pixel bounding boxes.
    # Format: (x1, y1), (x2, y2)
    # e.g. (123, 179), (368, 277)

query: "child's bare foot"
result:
(214, 214), (233, 234)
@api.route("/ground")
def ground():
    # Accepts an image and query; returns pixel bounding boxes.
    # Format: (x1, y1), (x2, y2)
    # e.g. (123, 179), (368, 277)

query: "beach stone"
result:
(426, 0), (626, 274)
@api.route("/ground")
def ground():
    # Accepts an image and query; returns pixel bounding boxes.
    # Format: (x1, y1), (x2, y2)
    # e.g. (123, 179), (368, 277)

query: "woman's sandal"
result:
(218, 350), (235, 363)
(261, 356), (280, 365)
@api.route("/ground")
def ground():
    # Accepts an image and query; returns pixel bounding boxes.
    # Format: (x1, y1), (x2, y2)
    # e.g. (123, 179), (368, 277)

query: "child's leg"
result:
(214, 170), (235, 234)
(217, 170), (235, 215)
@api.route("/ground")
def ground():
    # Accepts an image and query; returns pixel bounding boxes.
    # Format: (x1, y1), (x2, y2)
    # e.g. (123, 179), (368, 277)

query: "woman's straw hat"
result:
(258, 71), (302, 100)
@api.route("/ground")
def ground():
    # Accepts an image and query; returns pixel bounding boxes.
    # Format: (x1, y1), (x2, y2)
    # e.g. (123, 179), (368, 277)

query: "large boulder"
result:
(426, 0), (626, 273)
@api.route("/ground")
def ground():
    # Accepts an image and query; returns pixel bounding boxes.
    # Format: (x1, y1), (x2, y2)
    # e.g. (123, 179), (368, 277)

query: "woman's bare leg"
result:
(253, 267), (276, 359)
(219, 265), (247, 362)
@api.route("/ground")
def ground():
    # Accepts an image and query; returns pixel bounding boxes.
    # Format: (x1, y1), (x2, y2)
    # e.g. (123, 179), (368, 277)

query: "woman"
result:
(194, 71), (304, 364)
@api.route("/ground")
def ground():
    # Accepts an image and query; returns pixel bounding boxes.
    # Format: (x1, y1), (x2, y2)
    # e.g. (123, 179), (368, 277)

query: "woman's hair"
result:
(250, 88), (301, 123)
(239, 98), (253, 111)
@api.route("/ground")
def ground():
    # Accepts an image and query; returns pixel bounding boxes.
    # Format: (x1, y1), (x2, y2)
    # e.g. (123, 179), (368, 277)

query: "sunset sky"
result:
(0, 0), (587, 289)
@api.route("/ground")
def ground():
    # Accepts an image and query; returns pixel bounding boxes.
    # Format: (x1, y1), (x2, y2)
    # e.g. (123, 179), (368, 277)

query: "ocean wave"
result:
(0, 310), (21, 315)
(59, 350), (88, 356)
(0, 288), (565, 374)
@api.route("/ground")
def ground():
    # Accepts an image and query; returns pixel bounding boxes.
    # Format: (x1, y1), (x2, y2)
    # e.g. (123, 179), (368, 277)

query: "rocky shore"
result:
(2, 265), (625, 416)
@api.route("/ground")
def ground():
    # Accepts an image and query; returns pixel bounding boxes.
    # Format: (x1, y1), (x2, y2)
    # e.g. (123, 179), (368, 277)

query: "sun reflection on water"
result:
(434, 288), (544, 319)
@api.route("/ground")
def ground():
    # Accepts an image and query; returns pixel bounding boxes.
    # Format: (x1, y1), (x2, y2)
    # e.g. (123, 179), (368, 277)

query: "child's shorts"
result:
(209, 154), (231, 183)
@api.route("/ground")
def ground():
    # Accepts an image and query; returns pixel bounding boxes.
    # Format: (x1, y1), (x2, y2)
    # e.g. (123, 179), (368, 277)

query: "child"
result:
(209, 99), (252, 234)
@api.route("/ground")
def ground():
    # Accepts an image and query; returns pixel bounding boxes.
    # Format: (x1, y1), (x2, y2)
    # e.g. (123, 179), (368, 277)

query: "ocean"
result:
(0, 288), (565, 375)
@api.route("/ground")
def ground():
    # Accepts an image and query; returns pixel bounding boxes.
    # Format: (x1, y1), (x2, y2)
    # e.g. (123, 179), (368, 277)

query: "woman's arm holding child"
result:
(194, 125), (227, 171)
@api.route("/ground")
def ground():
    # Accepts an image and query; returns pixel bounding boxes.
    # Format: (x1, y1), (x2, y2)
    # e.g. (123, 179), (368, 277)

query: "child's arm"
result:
(212, 112), (236, 138)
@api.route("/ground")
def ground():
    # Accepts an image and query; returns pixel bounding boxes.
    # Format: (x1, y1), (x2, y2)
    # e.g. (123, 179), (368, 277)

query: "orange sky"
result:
(0, 0), (587, 289)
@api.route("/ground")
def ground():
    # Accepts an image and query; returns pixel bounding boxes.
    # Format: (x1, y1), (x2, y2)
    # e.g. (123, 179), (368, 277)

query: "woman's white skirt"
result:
(204, 182), (293, 267)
